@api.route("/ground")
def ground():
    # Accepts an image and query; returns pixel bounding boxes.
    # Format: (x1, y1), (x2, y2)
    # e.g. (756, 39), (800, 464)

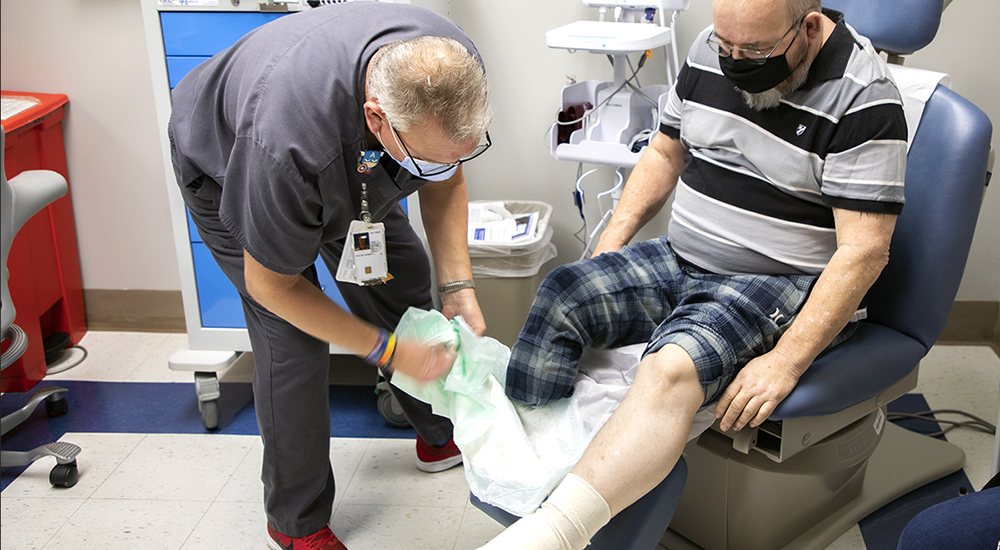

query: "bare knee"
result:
(636, 344), (705, 407)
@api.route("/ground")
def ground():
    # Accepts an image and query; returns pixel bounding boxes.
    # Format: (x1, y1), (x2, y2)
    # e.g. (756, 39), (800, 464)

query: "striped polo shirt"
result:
(661, 10), (906, 276)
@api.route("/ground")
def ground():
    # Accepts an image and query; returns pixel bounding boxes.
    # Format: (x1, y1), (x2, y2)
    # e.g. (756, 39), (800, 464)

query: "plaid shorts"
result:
(505, 237), (817, 407)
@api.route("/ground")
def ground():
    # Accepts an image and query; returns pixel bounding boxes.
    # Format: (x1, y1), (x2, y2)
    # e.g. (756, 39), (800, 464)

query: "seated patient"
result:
(479, 0), (907, 548)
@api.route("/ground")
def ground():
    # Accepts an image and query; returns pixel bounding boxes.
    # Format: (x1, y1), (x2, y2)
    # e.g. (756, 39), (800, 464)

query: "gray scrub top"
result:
(168, 3), (482, 275)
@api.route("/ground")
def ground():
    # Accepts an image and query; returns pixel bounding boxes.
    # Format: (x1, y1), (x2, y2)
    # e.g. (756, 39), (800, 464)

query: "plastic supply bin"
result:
(1, 91), (86, 392)
(468, 201), (557, 347)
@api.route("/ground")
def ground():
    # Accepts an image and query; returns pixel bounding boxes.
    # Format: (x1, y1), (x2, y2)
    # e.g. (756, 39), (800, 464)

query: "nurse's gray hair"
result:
(368, 36), (492, 144)
(787, 0), (821, 21)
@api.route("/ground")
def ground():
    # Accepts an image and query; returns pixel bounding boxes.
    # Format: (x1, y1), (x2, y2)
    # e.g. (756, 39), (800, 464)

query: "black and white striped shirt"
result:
(662, 11), (906, 276)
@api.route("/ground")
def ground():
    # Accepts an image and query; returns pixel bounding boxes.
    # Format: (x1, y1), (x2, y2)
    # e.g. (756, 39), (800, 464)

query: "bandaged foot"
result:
(478, 473), (611, 550)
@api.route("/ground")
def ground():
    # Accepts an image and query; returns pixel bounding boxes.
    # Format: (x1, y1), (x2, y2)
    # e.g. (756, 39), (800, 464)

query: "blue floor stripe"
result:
(1, 381), (414, 491)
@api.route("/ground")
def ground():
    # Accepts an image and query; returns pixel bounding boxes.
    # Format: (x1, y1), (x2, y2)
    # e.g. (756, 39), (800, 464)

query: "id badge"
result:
(336, 220), (390, 285)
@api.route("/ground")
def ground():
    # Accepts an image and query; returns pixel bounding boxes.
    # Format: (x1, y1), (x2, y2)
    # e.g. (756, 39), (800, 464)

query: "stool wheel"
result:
(377, 390), (410, 429)
(45, 394), (69, 418)
(50, 460), (79, 488)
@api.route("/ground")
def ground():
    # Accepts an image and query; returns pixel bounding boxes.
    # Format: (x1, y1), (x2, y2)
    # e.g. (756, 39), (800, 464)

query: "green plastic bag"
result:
(392, 307), (586, 516)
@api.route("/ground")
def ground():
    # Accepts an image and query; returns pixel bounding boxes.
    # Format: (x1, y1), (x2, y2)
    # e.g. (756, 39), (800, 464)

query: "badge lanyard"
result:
(335, 151), (393, 286)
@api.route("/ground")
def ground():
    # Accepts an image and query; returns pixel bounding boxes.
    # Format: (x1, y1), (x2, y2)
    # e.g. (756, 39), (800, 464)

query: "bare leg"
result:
(574, 343), (704, 515)
(479, 344), (704, 549)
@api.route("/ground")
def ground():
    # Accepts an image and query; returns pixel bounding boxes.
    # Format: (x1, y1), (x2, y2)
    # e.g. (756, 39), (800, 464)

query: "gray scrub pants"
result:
(179, 175), (454, 537)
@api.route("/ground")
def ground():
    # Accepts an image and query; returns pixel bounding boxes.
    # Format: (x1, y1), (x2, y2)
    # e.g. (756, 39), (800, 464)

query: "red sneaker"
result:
(267, 524), (348, 550)
(416, 435), (463, 473)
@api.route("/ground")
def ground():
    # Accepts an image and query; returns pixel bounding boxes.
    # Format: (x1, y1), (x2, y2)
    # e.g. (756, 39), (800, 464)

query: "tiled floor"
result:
(2, 331), (998, 550)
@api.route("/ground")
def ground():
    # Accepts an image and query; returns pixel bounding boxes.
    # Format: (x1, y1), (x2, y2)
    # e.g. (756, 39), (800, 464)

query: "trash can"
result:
(468, 201), (557, 348)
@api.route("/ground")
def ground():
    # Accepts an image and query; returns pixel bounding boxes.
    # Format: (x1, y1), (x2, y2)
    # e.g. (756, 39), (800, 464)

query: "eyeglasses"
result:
(392, 127), (492, 178)
(706, 13), (807, 65)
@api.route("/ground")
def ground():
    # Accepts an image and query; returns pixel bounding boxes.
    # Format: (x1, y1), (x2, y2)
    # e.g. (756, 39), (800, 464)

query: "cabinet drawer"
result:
(166, 56), (210, 88)
(191, 242), (349, 328)
(192, 241), (245, 328)
(160, 11), (288, 56)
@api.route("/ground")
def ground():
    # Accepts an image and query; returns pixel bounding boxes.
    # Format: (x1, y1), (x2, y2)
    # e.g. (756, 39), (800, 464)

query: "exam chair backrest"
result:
(823, 0), (943, 56)
(867, 85), (992, 350)
(773, 84), (991, 421)
(824, 0), (991, 350)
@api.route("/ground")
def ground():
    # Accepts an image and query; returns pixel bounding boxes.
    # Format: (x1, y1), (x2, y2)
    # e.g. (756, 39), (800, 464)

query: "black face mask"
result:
(719, 54), (792, 94)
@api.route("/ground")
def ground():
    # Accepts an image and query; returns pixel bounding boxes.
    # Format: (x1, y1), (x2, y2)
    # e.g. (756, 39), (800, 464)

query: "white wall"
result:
(1, 0), (996, 301)
(1, 0), (180, 291)
(903, 0), (1000, 299)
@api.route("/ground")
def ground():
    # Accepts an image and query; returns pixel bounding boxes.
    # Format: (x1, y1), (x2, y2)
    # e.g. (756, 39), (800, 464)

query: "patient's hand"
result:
(714, 348), (801, 432)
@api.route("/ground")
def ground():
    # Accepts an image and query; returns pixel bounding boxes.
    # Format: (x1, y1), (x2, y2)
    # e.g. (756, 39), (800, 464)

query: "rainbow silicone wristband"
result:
(365, 329), (389, 365)
(375, 333), (397, 370)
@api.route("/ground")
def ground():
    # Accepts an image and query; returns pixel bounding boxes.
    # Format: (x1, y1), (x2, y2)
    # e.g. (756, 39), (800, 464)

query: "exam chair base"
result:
(471, 457), (688, 550)
(661, 419), (965, 550)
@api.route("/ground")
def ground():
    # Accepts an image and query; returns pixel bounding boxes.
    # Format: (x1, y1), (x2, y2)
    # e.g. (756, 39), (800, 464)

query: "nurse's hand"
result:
(391, 340), (456, 382)
(440, 287), (486, 336)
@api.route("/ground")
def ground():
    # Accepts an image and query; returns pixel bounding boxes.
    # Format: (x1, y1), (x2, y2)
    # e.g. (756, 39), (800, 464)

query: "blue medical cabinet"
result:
(157, 8), (350, 333)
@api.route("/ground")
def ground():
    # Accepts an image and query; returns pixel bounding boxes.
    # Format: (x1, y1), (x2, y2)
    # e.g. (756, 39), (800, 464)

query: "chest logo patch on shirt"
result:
(796, 124), (807, 136)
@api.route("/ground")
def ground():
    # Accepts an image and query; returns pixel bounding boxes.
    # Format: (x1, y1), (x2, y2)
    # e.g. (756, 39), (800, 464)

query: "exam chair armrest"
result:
(709, 322), (926, 462)
(771, 322), (926, 420)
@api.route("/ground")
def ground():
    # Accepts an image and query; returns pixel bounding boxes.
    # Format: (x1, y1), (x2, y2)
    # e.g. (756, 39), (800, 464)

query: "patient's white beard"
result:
(740, 53), (812, 111)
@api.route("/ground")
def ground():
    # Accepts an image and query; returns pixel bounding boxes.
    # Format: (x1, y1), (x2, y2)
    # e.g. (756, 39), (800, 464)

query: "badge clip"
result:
(336, 181), (391, 285)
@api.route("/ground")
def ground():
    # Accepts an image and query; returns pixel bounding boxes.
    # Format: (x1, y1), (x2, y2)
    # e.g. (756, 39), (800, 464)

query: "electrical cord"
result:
(579, 167), (625, 260)
(624, 55), (659, 107)
(580, 209), (614, 261)
(628, 128), (655, 152)
(888, 408), (997, 439)
(573, 164), (605, 250)
(553, 52), (650, 129)
(595, 167), (624, 217)
(624, 55), (642, 88)
(44, 344), (89, 375)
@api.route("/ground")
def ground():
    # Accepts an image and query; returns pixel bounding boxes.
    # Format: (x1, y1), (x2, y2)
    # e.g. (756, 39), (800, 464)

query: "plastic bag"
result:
(391, 308), (582, 515)
(392, 307), (715, 516)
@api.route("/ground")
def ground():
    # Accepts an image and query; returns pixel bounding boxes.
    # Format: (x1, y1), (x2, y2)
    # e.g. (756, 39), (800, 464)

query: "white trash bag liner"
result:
(468, 201), (557, 278)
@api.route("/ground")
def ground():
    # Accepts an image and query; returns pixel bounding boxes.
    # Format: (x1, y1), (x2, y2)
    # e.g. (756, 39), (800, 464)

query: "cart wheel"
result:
(45, 394), (69, 418)
(199, 399), (220, 430)
(50, 460), (79, 488)
(377, 391), (411, 429)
